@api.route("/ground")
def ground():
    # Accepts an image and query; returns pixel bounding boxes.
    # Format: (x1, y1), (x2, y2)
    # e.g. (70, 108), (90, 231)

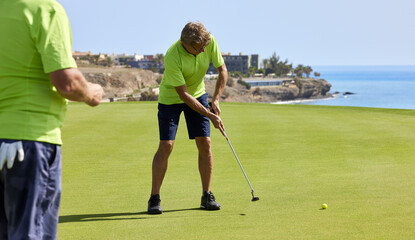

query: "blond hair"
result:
(180, 21), (210, 47)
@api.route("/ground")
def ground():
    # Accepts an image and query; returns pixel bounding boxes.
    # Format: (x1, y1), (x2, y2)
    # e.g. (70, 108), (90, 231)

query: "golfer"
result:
(148, 22), (227, 214)
(0, 0), (104, 239)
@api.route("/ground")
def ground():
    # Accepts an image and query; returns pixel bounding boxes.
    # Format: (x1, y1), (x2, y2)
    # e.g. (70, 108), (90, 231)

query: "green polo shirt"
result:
(0, 0), (77, 145)
(159, 34), (224, 105)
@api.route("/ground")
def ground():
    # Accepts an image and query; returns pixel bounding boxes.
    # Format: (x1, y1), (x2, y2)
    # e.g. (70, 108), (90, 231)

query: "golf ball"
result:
(322, 203), (328, 209)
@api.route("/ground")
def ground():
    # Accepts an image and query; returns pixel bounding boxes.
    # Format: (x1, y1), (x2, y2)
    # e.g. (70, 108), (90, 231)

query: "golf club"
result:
(223, 131), (260, 202)
(209, 102), (259, 201)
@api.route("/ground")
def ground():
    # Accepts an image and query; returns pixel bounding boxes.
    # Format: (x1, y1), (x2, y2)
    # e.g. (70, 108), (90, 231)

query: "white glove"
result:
(0, 141), (25, 170)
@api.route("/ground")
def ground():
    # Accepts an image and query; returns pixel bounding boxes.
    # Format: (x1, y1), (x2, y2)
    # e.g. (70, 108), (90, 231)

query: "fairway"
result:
(59, 102), (415, 239)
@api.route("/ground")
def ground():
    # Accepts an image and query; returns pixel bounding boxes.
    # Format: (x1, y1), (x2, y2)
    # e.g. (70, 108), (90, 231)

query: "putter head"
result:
(251, 196), (260, 202)
(251, 191), (259, 202)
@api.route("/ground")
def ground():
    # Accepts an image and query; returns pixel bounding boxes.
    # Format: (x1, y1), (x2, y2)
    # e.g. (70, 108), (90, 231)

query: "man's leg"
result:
(149, 102), (182, 214)
(41, 145), (62, 239)
(0, 150), (7, 240)
(151, 140), (174, 195)
(183, 93), (212, 192)
(2, 141), (60, 239)
(196, 136), (221, 210)
(195, 137), (213, 192)
(182, 93), (220, 209)
(148, 140), (174, 214)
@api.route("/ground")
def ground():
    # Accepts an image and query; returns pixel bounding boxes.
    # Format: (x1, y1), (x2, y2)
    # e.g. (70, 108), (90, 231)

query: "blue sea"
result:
(295, 66), (415, 110)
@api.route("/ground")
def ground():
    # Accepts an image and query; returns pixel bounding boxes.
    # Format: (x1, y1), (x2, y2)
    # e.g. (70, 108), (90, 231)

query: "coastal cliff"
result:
(79, 67), (161, 99)
(79, 67), (331, 103)
(205, 78), (332, 103)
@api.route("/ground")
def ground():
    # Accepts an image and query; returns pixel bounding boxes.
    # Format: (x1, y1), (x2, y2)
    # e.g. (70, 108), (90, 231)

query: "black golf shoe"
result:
(200, 191), (221, 210)
(148, 194), (162, 214)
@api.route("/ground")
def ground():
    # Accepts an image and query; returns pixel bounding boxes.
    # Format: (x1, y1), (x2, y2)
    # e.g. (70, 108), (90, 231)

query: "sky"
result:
(59, 0), (415, 66)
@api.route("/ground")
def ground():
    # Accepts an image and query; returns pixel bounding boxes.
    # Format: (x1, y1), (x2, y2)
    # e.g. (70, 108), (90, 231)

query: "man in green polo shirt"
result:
(0, 0), (103, 239)
(148, 22), (228, 214)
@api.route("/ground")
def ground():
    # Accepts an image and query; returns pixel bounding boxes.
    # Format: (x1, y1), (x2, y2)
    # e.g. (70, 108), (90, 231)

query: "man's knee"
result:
(196, 137), (211, 153)
(157, 140), (174, 157)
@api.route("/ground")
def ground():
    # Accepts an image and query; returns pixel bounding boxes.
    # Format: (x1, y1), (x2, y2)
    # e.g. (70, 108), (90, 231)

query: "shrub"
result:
(140, 90), (158, 101)
(294, 77), (302, 89)
(227, 77), (235, 87)
(237, 79), (251, 90)
(253, 87), (262, 96)
(155, 75), (163, 84)
(222, 89), (230, 99)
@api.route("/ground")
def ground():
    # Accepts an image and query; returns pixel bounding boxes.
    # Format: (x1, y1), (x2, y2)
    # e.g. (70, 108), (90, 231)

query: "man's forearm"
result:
(179, 90), (225, 135)
(50, 68), (103, 106)
(212, 65), (228, 103)
(55, 72), (89, 102)
(175, 84), (225, 135)
(180, 91), (214, 119)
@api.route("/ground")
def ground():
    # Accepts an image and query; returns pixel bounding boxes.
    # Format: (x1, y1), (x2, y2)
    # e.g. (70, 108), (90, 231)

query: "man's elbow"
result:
(178, 92), (189, 102)
(218, 64), (228, 74)
(51, 69), (83, 94)
(50, 68), (90, 102)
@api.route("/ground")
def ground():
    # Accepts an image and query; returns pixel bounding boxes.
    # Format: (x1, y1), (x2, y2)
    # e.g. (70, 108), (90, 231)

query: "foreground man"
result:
(148, 21), (227, 214)
(0, 0), (104, 239)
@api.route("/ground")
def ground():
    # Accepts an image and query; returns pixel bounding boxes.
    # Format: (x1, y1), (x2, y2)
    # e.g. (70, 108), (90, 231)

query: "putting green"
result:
(59, 102), (415, 239)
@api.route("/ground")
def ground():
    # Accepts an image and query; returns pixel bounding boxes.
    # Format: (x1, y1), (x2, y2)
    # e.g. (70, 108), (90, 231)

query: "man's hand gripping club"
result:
(208, 102), (226, 137)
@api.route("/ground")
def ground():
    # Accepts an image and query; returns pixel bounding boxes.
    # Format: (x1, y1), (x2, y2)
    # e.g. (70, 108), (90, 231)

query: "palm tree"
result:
(269, 52), (280, 72)
(152, 53), (164, 71)
(154, 54), (164, 65)
(276, 59), (292, 77)
(294, 64), (305, 78)
(303, 66), (313, 78)
(248, 66), (257, 77)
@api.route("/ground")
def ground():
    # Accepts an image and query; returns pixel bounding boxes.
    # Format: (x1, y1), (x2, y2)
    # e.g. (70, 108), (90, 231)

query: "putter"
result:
(209, 103), (259, 201)
(223, 132), (259, 202)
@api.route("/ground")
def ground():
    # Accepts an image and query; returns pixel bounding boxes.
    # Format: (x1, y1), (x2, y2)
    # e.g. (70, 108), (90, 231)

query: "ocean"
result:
(288, 65), (415, 110)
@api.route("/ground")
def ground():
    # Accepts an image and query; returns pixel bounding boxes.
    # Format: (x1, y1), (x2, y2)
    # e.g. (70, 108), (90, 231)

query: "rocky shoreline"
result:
(79, 67), (333, 103)
(204, 77), (332, 103)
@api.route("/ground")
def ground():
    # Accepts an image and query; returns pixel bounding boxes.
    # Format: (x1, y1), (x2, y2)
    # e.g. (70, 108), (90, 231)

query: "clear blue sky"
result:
(59, 0), (415, 66)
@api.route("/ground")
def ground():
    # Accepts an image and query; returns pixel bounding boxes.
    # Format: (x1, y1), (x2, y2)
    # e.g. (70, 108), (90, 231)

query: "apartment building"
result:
(208, 53), (260, 74)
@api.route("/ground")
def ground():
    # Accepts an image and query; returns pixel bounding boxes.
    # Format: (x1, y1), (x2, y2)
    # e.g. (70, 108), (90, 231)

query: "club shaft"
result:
(224, 132), (255, 192)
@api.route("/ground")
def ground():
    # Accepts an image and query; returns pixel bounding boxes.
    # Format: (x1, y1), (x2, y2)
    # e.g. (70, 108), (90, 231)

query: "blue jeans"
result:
(0, 140), (62, 240)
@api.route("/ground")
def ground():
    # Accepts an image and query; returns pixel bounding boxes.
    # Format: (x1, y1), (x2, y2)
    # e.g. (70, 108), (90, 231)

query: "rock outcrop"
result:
(205, 78), (332, 103)
(296, 79), (331, 98)
(79, 67), (161, 98)
(79, 67), (332, 103)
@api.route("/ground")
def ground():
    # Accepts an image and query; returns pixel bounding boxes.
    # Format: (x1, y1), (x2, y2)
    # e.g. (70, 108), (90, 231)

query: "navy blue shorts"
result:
(0, 139), (61, 240)
(158, 93), (211, 140)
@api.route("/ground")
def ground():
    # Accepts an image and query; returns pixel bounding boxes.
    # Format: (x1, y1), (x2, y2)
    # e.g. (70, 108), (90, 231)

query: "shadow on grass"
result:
(162, 207), (201, 213)
(59, 208), (202, 223)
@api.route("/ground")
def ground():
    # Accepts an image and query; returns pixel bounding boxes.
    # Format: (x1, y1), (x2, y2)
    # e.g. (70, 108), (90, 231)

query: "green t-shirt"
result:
(158, 34), (224, 105)
(0, 0), (77, 145)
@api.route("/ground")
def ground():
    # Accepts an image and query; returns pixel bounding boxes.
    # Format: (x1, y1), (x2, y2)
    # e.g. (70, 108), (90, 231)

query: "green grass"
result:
(59, 102), (415, 239)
